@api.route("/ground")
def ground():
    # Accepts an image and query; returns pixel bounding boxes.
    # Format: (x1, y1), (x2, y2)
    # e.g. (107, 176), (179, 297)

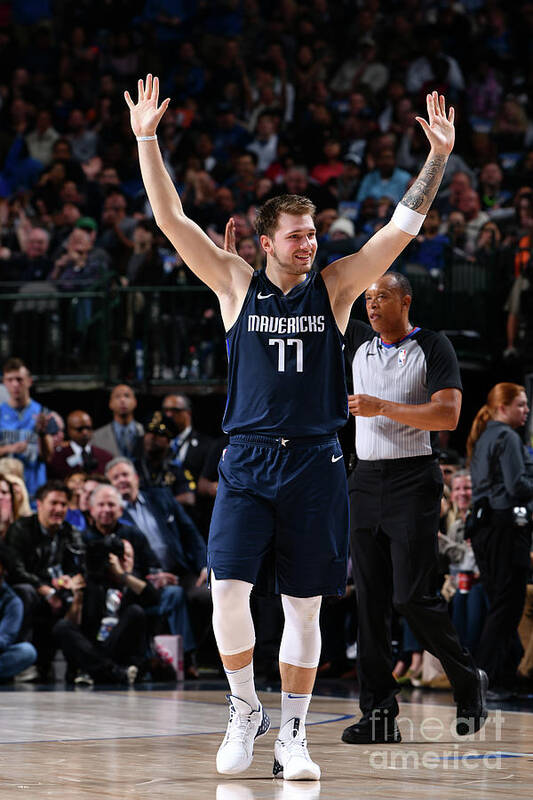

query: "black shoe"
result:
(486, 686), (514, 702)
(342, 707), (401, 744)
(456, 668), (488, 736)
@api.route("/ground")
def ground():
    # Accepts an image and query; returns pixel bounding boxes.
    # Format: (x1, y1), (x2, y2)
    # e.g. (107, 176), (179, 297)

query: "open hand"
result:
(224, 218), (237, 255)
(124, 75), (171, 138)
(415, 91), (455, 156)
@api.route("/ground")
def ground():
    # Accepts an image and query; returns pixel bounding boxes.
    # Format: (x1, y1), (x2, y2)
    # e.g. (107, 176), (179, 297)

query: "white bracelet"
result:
(136, 135), (157, 142)
(392, 203), (426, 236)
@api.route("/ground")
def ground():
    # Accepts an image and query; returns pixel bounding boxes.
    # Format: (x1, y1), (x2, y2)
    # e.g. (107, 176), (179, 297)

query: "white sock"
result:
(280, 691), (312, 737)
(224, 661), (259, 711)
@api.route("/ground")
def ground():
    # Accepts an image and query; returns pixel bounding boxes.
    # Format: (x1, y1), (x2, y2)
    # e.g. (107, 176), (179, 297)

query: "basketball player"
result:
(125, 77), (455, 781)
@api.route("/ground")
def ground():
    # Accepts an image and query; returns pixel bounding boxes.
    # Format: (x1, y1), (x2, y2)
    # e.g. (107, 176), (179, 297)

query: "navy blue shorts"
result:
(207, 433), (349, 597)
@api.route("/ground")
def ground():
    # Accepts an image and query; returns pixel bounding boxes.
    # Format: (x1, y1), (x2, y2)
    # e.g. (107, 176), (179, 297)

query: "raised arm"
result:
(323, 92), (455, 332)
(124, 75), (253, 328)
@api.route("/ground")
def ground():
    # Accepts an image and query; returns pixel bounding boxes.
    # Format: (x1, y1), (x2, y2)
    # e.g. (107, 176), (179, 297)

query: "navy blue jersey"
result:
(222, 270), (348, 436)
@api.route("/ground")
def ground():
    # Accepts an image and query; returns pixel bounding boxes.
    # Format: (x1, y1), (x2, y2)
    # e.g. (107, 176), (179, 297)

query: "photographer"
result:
(467, 382), (533, 700)
(54, 483), (160, 684)
(4, 480), (84, 681)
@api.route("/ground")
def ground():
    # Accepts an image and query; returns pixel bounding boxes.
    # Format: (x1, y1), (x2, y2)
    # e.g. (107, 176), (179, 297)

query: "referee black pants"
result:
(349, 456), (477, 715)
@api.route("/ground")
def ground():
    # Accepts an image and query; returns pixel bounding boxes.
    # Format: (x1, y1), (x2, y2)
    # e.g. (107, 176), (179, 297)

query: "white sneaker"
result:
(216, 694), (271, 775)
(74, 671), (95, 687)
(14, 665), (39, 682)
(273, 718), (321, 781)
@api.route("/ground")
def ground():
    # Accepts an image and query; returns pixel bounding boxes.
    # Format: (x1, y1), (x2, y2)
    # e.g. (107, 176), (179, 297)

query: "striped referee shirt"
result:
(345, 321), (462, 460)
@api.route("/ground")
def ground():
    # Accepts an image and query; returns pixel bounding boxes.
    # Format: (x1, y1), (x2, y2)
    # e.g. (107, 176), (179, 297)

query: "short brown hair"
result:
(254, 194), (316, 239)
(3, 357), (28, 375)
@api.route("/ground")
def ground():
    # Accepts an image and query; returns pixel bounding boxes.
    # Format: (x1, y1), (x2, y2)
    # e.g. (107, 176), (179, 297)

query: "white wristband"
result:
(136, 135), (157, 142)
(392, 203), (426, 236)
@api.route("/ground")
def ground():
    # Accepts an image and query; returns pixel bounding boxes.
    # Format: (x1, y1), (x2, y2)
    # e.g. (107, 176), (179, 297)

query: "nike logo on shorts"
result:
(331, 454), (343, 463)
(257, 292), (275, 299)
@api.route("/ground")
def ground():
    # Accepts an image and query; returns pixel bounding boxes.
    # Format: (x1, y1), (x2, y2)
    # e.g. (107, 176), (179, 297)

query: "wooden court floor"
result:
(0, 683), (532, 800)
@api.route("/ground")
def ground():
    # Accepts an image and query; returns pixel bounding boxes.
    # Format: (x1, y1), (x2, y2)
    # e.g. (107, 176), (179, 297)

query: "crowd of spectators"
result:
(0, 1), (531, 376)
(0, 357), (221, 683)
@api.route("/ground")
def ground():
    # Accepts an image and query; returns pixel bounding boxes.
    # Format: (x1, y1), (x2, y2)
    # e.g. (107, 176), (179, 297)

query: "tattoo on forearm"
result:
(401, 154), (448, 214)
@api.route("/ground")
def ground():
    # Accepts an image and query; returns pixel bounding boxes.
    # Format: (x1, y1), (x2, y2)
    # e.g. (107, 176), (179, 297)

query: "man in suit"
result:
(92, 385), (144, 460)
(47, 410), (113, 480)
(161, 394), (212, 488)
(105, 456), (211, 667)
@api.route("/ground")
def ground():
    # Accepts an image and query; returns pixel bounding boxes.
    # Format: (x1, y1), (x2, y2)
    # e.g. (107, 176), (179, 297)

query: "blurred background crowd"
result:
(0, 0), (532, 694)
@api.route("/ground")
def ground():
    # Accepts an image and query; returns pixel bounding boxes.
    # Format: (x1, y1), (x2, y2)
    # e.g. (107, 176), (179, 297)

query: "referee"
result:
(341, 272), (487, 745)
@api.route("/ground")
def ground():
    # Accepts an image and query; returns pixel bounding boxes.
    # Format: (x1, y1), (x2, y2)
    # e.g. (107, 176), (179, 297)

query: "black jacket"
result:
(5, 515), (85, 588)
(470, 420), (533, 510)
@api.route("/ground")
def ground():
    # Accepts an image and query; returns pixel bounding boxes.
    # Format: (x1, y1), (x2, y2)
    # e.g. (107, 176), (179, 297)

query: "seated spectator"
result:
(491, 97), (529, 156)
(53, 535), (153, 685)
(0, 473), (24, 539)
(356, 147), (411, 205)
(49, 227), (106, 289)
(8, 475), (32, 519)
(92, 385), (144, 460)
(162, 394), (212, 489)
(106, 458), (210, 669)
(457, 189), (490, 255)
(438, 470), (488, 653)
(247, 113), (278, 173)
(315, 217), (357, 270)
(478, 162), (511, 212)
(311, 139), (345, 186)
(25, 110), (60, 168)
(0, 542), (37, 683)
(406, 208), (449, 278)
(436, 170), (473, 218)
(0, 225), (52, 282)
(405, 30), (465, 97)
(4, 480), (85, 680)
(96, 190), (136, 274)
(134, 414), (194, 507)
(335, 154), (363, 203)
(78, 473), (110, 529)
(47, 410), (113, 480)
(65, 470), (86, 531)
(226, 152), (259, 211)
(85, 482), (197, 674)
(124, 221), (164, 287)
(237, 235), (262, 269)
(330, 36), (389, 96)
(66, 108), (99, 163)
(0, 358), (54, 502)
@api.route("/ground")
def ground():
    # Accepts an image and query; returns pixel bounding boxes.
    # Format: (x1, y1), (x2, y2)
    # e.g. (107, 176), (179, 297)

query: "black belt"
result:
(357, 454), (436, 469)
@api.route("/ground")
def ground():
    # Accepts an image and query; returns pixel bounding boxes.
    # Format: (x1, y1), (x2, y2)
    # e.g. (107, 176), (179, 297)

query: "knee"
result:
(15, 642), (37, 667)
(282, 595), (322, 628)
(280, 595), (322, 669)
(14, 583), (38, 607)
(123, 604), (145, 624)
(211, 575), (252, 615)
(53, 618), (75, 642)
(160, 584), (186, 607)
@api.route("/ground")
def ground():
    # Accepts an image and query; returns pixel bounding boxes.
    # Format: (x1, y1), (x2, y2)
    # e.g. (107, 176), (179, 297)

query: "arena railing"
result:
(0, 262), (503, 388)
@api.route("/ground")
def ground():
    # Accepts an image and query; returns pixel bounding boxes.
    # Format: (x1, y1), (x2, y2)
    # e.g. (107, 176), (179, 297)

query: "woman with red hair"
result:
(467, 383), (533, 700)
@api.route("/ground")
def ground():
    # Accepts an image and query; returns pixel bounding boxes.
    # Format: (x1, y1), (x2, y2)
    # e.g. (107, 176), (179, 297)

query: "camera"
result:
(85, 534), (125, 579)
